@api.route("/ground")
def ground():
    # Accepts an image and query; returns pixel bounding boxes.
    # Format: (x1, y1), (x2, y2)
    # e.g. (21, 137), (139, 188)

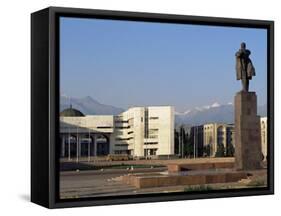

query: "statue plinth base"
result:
(234, 91), (262, 170)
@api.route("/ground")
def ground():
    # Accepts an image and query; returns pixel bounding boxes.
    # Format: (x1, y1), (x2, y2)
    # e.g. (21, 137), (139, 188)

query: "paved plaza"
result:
(60, 158), (267, 199)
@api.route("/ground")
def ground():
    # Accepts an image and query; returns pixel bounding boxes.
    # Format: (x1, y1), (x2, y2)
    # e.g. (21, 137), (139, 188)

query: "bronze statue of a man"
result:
(235, 42), (255, 91)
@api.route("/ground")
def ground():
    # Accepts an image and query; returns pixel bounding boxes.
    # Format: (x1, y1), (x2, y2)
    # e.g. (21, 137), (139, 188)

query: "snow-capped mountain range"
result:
(175, 102), (225, 115)
(175, 102), (267, 125)
(60, 95), (267, 125)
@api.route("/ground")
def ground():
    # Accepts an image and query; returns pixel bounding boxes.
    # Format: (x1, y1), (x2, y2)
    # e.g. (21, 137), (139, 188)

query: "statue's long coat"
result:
(235, 49), (255, 80)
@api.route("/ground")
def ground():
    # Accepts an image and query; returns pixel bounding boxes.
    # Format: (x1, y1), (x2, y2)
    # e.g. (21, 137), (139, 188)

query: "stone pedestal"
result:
(234, 91), (262, 170)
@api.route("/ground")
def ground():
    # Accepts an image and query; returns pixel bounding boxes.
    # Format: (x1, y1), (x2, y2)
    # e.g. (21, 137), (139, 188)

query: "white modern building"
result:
(60, 106), (174, 159)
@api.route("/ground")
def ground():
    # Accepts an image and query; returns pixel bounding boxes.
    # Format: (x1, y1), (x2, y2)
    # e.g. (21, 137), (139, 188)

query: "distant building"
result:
(191, 123), (235, 157)
(260, 117), (267, 160)
(191, 118), (268, 159)
(60, 106), (174, 159)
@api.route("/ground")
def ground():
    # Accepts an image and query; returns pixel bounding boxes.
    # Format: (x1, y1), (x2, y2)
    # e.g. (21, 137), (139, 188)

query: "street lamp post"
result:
(194, 127), (196, 159)
(181, 127), (184, 158)
(76, 127), (79, 163)
(179, 130), (181, 158)
(88, 128), (91, 162)
(68, 127), (71, 161)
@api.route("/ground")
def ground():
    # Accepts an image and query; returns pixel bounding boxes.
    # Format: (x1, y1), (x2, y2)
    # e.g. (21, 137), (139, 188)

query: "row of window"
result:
(144, 108), (149, 138)
(114, 150), (130, 154)
(115, 120), (129, 124)
(149, 128), (159, 133)
(144, 142), (158, 145)
(144, 148), (157, 156)
(149, 117), (159, 120)
(115, 137), (133, 141)
(115, 144), (129, 147)
(115, 126), (131, 129)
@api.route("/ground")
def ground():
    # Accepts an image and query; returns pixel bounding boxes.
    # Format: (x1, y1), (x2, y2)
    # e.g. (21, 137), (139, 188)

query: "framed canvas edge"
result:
(33, 6), (274, 209)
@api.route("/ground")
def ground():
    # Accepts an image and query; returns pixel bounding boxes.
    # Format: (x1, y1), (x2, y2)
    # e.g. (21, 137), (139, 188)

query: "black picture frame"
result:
(31, 6), (274, 208)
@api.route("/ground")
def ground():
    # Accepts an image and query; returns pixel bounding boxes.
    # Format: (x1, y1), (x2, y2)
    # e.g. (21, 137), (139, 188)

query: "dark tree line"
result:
(215, 143), (235, 157)
(174, 126), (194, 158)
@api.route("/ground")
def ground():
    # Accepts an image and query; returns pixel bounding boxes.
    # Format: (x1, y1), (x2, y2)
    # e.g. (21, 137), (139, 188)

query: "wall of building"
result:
(147, 106), (174, 156)
(60, 115), (114, 134)
(60, 106), (175, 157)
(112, 106), (174, 157)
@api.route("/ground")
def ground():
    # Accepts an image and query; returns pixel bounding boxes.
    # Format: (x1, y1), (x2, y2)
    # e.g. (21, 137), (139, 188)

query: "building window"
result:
(115, 137), (133, 141)
(97, 126), (112, 129)
(144, 108), (149, 138)
(151, 149), (157, 155)
(144, 142), (158, 145)
(115, 144), (129, 147)
(115, 120), (129, 123)
(115, 126), (130, 129)
(114, 150), (129, 154)
(149, 117), (159, 120)
(144, 149), (157, 156)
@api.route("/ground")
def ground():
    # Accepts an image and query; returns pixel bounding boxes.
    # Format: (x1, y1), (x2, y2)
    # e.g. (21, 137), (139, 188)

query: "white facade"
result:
(260, 117), (267, 160)
(203, 123), (235, 156)
(60, 106), (174, 158)
(192, 123), (235, 157)
(113, 106), (174, 157)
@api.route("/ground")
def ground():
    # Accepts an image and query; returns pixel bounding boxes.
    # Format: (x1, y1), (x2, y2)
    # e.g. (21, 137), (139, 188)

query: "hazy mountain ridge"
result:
(60, 95), (124, 115)
(60, 96), (267, 125)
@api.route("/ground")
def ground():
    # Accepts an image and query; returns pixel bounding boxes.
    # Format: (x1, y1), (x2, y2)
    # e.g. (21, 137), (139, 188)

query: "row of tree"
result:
(174, 126), (235, 158)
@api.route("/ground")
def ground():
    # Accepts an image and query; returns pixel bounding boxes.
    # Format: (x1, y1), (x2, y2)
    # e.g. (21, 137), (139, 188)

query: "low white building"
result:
(60, 105), (174, 159)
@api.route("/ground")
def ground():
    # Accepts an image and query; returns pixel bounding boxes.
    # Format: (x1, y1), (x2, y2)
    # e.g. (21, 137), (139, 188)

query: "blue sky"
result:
(60, 17), (267, 112)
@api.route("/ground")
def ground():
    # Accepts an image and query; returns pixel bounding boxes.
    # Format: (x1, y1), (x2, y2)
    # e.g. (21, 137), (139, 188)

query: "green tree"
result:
(203, 144), (211, 157)
(179, 126), (186, 158)
(174, 129), (179, 155)
(185, 130), (194, 158)
(226, 143), (235, 157)
(183, 131), (193, 157)
(215, 143), (225, 157)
